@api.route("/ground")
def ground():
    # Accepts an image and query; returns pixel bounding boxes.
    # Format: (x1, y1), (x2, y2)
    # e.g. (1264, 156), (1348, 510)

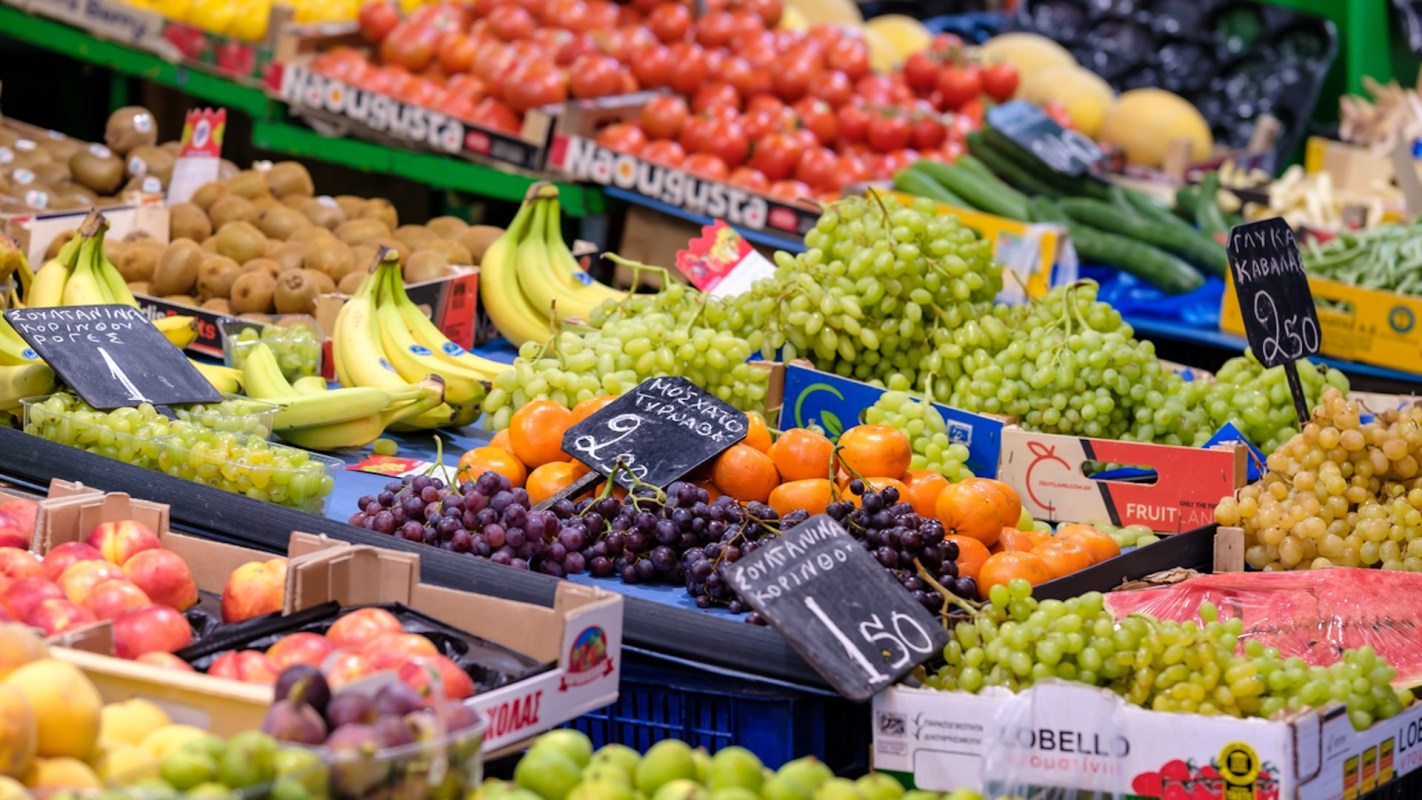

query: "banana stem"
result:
(78, 209), (105, 237)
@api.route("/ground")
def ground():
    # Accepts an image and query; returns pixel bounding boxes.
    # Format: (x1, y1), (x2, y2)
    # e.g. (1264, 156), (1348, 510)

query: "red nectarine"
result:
(208, 650), (278, 685)
(58, 560), (125, 605)
(39, 542), (103, 582)
(326, 607), (403, 650)
(84, 579), (152, 621)
(0, 547), (41, 582)
(87, 519), (162, 566)
(220, 558), (287, 624)
(23, 597), (96, 636)
(122, 549), (197, 611)
(266, 632), (337, 670)
(325, 651), (376, 688)
(135, 652), (195, 671)
(113, 604), (194, 659)
(363, 632), (440, 671)
(398, 654), (475, 700)
(0, 499), (38, 550)
(1, 577), (62, 618)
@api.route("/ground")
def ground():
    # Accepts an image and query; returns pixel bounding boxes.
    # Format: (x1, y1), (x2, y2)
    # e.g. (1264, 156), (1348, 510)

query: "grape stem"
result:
(914, 560), (980, 621)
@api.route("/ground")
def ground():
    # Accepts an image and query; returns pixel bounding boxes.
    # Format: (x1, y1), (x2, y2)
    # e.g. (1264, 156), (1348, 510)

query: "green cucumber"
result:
(979, 124), (1112, 200)
(910, 160), (1029, 220)
(1195, 172), (1231, 239)
(892, 168), (968, 207)
(1174, 185), (1201, 223)
(965, 133), (1063, 199)
(1058, 197), (1229, 277)
(1027, 198), (1205, 294)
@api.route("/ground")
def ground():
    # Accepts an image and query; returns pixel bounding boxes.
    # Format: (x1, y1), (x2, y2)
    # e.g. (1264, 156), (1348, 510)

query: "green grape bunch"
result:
(1188, 352), (1350, 453)
(922, 579), (1411, 730)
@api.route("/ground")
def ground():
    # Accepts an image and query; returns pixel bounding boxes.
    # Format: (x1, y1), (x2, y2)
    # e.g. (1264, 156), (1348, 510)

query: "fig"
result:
(275, 664), (332, 714)
(374, 681), (426, 717)
(325, 691), (377, 729)
(261, 698), (328, 745)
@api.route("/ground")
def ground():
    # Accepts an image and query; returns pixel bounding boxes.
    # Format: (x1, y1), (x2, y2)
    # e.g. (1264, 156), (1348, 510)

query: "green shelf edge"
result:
(0, 3), (603, 215)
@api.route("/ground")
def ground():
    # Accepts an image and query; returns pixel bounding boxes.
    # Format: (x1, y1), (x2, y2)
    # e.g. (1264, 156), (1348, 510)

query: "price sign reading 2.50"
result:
(1226, 218), (1323, 426)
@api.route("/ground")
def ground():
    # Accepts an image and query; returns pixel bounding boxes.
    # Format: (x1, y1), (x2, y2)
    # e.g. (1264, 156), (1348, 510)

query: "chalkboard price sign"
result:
(4, 305), (221, 410)
(561, 375), (748, 490)
(985, 100), (1103, 177)
(1226, 218), (1322, 425)
(723, 515), (949, 701)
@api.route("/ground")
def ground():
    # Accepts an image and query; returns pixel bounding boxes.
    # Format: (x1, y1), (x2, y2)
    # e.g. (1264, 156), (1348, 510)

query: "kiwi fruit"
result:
(258, 205), (310, 241)
(368, 237), (411, 267)
(423, 238), (473, 266)
(169, 202), (213, 242)
(226, 170), (270, 200)
(241, 258), (284, 282)
(334, 218), (390, 247)
(122, 229), (152, 243)
(114, 239), (164, 282)
(230, 271), (277, 314)
(200, 237), (219, 254)
(265, 161), (314, 198)
(338, 270), (366, 294)
(426, 216), (468, 238)
(251, 196), (279, 216)
(269, 241), (310, 273)
(208, 195), (258, 228)
(125, 145), (175, 184)
(202, 298), (233, 314)
(190, 181), (228, 212)
(215, 221), (268, 264)
(457, 225), (504, 263)
(393, 224), (438, 250)
(106, 240), (131, 267)
(104, 107), (159, 155)
(404, 250), (451, 283)
(304, 238), (356, 281)
(274, 270), (320, 314)
(128, 281), (150, 296)
(302, 268), (336, 294)
(38, 134), (82, 163)
(119, 175), (164, 197)
(160, 141), (181, 156)
(334, 195), (366, 219)
(350, 243), (378, 273)
(280, 193), (310, 209)
(48, 190), (91, 211)
(265, 239), (282, 257)
(151, 239), (204, 296)
(196, 255), (242, 301)
(69, 146), (125, 194)
(30, 161), (70, 186)
(164, 295), (199, 306)
(357, 198), (398, 229)
(300, 197), (346, 230)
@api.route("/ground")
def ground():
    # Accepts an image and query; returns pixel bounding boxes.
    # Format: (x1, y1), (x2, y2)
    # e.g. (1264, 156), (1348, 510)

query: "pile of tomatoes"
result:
(313, 0), (1021, 198)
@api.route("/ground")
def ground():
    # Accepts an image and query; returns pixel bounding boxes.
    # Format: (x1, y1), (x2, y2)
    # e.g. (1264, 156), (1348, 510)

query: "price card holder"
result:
(4, 304), (221, 410)
(167, 109), (226, 206)
(724, 515), (948, 701)
(538, 376), (749, 508)
(1225, 218), (1321, 425)
(985, 101), (1103, 178)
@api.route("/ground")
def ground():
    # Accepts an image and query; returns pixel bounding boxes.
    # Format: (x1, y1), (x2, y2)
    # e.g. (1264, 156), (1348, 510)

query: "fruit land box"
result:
(1221, 270), (1422, 378)
(777, 361), (1005, 479)
(873, 680), (1422, 800)
(285, 533), (623, 753)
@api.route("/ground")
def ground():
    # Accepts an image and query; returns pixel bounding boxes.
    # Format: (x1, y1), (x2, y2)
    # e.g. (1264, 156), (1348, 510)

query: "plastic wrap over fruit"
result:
(977, 680), (1129, 800)
(1103, 569), (1422, 686)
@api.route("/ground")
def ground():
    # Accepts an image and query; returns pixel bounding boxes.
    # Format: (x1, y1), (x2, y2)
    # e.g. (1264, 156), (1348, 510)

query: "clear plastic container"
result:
(319, 714), (486, 800)
(22, 394), (173, 470)
(173, 393), (280, 439)
(221, 316), (325, 382)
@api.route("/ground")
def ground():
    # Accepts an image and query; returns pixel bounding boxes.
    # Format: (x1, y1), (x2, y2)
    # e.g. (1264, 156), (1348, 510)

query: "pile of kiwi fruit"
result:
(0, 106), (240, 211)
(99, 161), (504, 317)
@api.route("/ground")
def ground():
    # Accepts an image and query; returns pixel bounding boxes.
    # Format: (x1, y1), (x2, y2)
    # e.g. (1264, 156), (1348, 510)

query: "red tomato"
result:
(437, 32), (477, 74)
(667, 42), (708, 95)
(470, 97), (521, 132)
(679, 114), (718, 154)
(794, 146), (839, 190)
(504, 60), (567, 111)
(767, 179), (811, 201)
(641, 140), (686, 166)
(569, 54), (623, 98)
(438, 92), (476, 121)
(610, 25), (656, 61)
(632, 0), (659, 11)
(804, 23), (841, 51)
(722, 56), (770, 100)
(472, 41), (514, 86)
(910, 115), (946, 151)
(409, 3), (470, 29)
(810, 70), (853, 107)
(793, 98), (838, 145)
(544, 0), (588, 29)
(617, 3), (642, 24)
(739, 109), (777, 140)
(940, 139), (965, 162)
(746, 94), (786, 116)
(742, 0), (781, 27)
(358, 1), (400, 43)
(728, 166), (769, 192)
(382, 23), (442, 73)
(855, 74), (896, 105)
(683, 153), (730, 181)
(694, 10), (736, 49)
(487, 5), (535, 41)
(929, 32), (964, 58)
(727, 9), (764, 38)
(749, 131), (805, 181)
(771, 53), (817, 102)
(935, 65), (982, 110)
(397, 77), (440, 107)
(693, 83), (741, 114)
(837, 152), (871, 184)
(702, 47), (726, 75)
(836, 102), (870, 144)
(903, 51), (940, 95)
(866, 112), (910, 152)
(582, 0), (618, 31)
(958, 97), (985, 128)
(739, 37), (777, 70)
(705, 117), (750, 166)
(981, 63), (1020, 102)
(553, 32), (596, 66)
(631, 43), (671, 88)
(648, 3), (692, 43)
(445, 73), (488, 101)
(640, 95), (689, 140)
(879, 148), (918, 175)
(597, 122), (647, 154)
(825, 37), (869, 81)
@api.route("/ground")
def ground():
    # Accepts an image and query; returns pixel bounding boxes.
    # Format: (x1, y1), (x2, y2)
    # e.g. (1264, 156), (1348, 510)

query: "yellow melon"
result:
(1099, 88), (1214, 168)
(1021, 65), (1116, 138)
(977, 33), (1076, 94)
(783, 0), (862, 27)
(865, 14), (933, 61)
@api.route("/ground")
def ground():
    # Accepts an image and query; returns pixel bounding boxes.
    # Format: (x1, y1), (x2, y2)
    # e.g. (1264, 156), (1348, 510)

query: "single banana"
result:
(514, 199), (605, 323)
(477, 193), (554, 346)
(544, 194), (625, 305)
(153, 316), (199, 349)
(0, 318), (40, 367)
(10, 237), (33, 306)
(240, 342), (302, 400)
(292, 376), (330, 395)
(243, 341), (427, 430)
(386, 264), (505, 379)
(190, 360), (243, 394)
(26, 235), (81, 308)
(62, 225), (109, 307)
(333, 257), (423, 395)
(373, 260), (488, 405)
(98, 250), (138, 307)
(279, 376), (447, 450)
(0, 362), (55, 410)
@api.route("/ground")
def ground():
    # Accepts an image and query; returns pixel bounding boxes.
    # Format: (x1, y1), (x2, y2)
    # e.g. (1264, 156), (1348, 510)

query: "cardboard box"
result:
(284, 533), (623, 753)
(1221, 270), (1422, 377)
(872, 679), (1422, 800)
(997, 429), (1246, 533)
(2, 202), (168, 271)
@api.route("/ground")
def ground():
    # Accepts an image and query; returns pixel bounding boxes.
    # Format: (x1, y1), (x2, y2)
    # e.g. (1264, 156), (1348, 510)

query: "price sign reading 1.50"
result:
(1226, 218), (1322, 426)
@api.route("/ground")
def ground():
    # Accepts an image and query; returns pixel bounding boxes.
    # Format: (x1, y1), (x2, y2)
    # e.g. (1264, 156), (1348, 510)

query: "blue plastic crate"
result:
(569, 647), (870, 772)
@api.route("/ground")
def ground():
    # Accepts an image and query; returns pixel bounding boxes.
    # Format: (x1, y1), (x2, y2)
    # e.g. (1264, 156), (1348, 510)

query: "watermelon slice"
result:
(1103, 569), (1422, 686)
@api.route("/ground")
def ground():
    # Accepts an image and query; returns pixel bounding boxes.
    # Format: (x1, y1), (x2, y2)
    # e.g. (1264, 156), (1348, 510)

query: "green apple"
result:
(811, 777), (861, 800)
(761, 773), (812, 800)
(653, 778), (706, 800)
(591, 744), (641, 777)
(218, 731), (278, 789)
(707, 747), (763, 793)
(776, 758), (832, 792)
(516, 749), (583, 800)
(159, 750), (217, 791)
(570, 779), (636, 800)
(855, 773), (904, 800)
(708, 788), (760, 800)
(584, 763), (635, 787)
(531, 731), (595, 769)
(902, 790), (940, 800)
(634, 740), (698, 796)
(187, 782), (238, 800)
(944, 791), (985, 800)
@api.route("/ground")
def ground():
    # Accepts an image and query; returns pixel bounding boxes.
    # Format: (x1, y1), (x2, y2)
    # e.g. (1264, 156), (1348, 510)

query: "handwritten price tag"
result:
(986, 101), (1103, 177)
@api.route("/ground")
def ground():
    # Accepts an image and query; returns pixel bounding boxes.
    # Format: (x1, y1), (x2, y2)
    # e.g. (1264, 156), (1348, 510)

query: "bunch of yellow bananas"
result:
(477, 184), (626, 346)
